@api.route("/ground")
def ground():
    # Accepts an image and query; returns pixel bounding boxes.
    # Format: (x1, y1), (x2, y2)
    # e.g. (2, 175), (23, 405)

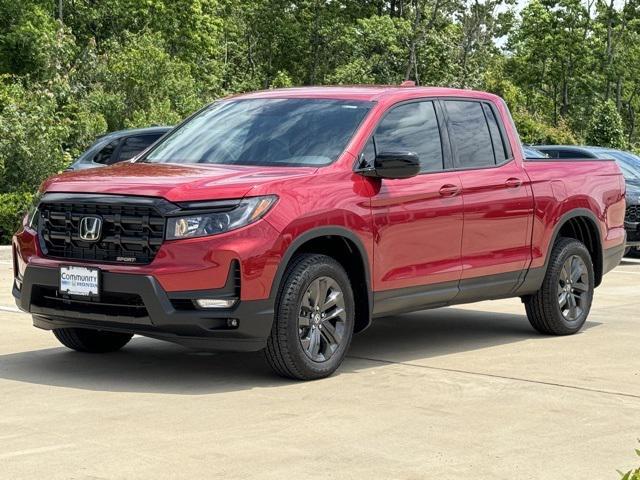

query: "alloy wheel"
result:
(557, 254), (589, 321)
(298, 276), (347, 362)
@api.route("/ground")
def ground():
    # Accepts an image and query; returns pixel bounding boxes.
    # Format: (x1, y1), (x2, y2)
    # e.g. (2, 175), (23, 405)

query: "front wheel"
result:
(265, 253), (355, 380)
(524, 237), (594, 335)
(53, 328), (133, 353)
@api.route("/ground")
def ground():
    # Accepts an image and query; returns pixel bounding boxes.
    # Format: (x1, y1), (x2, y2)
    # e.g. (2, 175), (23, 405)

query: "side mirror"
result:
(361, 151), (420, 180)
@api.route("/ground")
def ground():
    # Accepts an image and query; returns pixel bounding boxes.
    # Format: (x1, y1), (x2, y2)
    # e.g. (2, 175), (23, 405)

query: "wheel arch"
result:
(270, 227), (373, 333)
(546, 209), (604, 287)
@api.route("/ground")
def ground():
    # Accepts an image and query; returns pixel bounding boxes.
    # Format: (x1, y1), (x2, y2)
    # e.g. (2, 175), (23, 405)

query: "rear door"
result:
(368, 100), (464, 312)
(441, 99), (534, 297)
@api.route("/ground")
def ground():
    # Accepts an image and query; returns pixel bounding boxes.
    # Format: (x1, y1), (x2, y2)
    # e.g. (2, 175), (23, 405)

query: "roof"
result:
(535, 145), (600, 150)
(230, 86), (502, 103)
(99, 126), (173, 139)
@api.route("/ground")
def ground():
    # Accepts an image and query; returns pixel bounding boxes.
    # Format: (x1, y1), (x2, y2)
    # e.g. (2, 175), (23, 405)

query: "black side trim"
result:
(372, 270), (524, 318)
(603, 242), (625, 275)
(515, 267), (546, 296)
(373, 281), (458, 317)
(454, 270), (522, 303)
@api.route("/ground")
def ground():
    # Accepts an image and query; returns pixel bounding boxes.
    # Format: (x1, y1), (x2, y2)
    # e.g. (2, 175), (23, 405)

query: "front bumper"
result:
(13, 264), (275, 351)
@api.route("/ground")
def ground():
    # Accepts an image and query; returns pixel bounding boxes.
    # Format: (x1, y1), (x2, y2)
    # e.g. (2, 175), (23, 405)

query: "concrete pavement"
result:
(1, 246), (639, 479)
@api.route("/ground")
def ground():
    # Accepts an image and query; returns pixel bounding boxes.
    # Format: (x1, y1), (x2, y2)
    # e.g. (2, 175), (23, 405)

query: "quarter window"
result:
(482, 103), (507, 164)
(374, 101), (444, 173)
(360, 137), (376, 168)
(444, 101), (495, 168)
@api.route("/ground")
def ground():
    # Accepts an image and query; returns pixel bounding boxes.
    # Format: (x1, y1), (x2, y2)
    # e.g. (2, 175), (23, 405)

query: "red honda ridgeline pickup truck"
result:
(12, 86), (626, 380)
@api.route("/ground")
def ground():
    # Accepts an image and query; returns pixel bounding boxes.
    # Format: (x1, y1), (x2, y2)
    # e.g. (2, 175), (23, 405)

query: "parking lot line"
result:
(348, 355), (640, 400)
(0, 305), (20, 313)
(0, 444), (77, 460)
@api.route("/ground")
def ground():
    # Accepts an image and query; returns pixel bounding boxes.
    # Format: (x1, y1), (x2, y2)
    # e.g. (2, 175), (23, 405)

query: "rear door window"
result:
(374, 101), (444, 173)
(443, 100), (495, 169)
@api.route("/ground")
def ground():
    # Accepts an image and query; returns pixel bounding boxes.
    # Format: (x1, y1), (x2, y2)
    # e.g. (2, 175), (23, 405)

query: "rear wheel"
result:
(53, 328), (133, 353)
(265, 253), (355, 380)
(524, 237), (594, 335)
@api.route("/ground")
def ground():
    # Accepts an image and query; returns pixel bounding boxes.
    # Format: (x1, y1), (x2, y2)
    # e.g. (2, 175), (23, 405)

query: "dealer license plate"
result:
(60, 266), (100, 297)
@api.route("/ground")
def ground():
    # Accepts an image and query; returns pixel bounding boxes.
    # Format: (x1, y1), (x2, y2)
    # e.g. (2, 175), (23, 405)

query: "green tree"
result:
(0, 77), (71, 192)
(97, 32), (203, 130)
(586, 99), (626, 147)
(0, 3), (76, 81)
(327, 15), (412, 85)
(506, 0), (594, 131)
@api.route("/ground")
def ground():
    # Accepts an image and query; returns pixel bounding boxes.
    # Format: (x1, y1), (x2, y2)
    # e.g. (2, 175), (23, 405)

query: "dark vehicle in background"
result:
(66, 126), (172, 171)
(522, 146), (549, 159)
(535, 145), (640, 255)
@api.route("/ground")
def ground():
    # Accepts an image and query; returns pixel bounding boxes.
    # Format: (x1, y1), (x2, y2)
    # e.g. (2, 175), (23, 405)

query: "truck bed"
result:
(523, 158), (626, 273)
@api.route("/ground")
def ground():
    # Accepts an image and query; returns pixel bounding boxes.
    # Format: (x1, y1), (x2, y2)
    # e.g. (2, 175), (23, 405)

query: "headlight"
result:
(166, 195), (278, 240)
(24, 192), (42, 230)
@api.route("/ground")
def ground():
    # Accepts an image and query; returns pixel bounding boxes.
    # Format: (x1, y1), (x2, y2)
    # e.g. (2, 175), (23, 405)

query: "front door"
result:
(366, 100), (464, 314)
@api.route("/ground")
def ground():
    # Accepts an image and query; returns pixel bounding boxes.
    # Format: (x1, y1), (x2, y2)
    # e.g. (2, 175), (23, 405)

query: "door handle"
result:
(505, 177), (523, 188)
(439, 184), (461, 197)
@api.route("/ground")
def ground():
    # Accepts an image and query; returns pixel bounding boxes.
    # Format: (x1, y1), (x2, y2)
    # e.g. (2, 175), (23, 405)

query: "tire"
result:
(265, 253), (355, 380)
(524, 237), (594, 335)
(53, 328), (133, 353)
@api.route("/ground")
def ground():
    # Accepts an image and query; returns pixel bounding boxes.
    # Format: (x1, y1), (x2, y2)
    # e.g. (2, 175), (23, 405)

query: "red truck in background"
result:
(12, 86), (626, 380)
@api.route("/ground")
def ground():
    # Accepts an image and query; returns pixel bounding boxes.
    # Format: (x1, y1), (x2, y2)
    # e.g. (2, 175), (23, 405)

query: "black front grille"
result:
(39, 199), (166, 264)
(626, 205), (640, 223)
(628, 229), (640, 242)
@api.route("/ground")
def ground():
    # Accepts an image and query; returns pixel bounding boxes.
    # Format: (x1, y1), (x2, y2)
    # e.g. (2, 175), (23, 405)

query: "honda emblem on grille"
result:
(79, 216), (102, 242)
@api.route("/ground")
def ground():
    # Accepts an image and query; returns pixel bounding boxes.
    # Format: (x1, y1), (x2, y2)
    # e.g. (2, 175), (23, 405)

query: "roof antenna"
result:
(400, 80), (416, 87)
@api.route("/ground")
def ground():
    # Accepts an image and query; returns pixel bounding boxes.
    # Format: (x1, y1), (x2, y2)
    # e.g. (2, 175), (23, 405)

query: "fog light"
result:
(194, 298), (237, 309)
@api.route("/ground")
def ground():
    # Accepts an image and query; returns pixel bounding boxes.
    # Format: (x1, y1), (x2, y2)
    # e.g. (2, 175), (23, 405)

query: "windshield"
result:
(597, 150), (640, 181)
(523, 147), (548, 158)
(144, 98), (373, 167)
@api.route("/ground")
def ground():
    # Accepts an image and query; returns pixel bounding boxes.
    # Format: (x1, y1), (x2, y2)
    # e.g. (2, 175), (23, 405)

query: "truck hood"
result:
(42, 162), (317, 202)
(626, 179), (640, 205)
